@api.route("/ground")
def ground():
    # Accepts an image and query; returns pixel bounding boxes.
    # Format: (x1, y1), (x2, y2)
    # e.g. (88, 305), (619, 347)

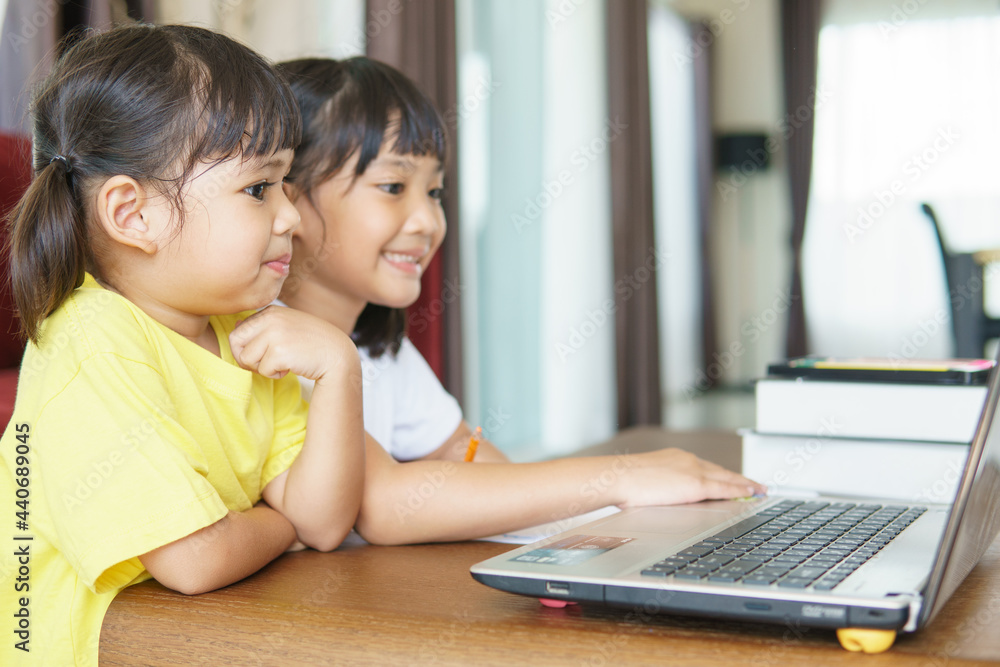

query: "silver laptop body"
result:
(471, 355), (1000, 633)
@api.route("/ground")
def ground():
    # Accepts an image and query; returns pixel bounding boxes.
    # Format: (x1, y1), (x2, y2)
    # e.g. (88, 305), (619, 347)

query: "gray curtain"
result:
(781, 0), (823, 358)
(606, 0), (662, 427)
(692, 20), (718, 391)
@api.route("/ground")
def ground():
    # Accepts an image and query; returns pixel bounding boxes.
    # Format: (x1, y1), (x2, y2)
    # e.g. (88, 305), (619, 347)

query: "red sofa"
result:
(0, 133), (32, 430)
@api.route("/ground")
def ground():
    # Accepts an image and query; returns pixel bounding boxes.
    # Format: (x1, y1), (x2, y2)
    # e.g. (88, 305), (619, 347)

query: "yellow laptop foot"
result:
(836, 628), (897, 653)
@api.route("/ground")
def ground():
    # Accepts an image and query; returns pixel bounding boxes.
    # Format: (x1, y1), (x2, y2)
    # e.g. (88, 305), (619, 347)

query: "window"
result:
(804, 12), (1000, 359)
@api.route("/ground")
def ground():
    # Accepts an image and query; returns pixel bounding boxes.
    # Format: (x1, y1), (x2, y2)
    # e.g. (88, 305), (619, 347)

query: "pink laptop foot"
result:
(539, 598), (578, 608)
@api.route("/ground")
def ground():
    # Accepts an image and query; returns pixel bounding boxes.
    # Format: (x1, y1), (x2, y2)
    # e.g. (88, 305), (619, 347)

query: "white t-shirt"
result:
(298, 337), (463, 461)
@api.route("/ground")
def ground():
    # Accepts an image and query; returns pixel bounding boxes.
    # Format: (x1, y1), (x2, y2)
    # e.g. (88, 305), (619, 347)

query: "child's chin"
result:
(376, 296), (419, 310)
(374, 286), (421, 309)
(241, 289), (282, 313)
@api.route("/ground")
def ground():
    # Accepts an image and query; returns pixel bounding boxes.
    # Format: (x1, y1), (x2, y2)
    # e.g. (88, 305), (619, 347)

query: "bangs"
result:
(279, 57), (446, 191)
(165, 25), (301, 165)
(348, 62), (448, 177)
(190, 69), (301, 162)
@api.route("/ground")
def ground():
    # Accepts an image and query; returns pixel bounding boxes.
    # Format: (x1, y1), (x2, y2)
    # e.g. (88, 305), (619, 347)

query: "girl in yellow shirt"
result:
(0, 25), (365, 666)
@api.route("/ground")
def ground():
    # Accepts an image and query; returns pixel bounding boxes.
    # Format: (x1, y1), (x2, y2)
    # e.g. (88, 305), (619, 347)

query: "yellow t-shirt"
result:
(0, 275), (308, 666)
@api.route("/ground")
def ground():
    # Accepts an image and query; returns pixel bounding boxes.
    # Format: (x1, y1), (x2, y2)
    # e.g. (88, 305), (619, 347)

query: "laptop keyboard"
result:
(640, 499), (927, 589)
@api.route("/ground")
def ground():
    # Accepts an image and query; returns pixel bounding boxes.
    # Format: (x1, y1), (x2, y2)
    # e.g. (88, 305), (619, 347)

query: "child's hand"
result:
(613, 448), (767, 508)
(229, 306), (358, 383)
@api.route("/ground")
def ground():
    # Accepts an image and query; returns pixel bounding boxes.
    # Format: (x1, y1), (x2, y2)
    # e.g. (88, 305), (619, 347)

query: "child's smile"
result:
(381, 246), (430, 276)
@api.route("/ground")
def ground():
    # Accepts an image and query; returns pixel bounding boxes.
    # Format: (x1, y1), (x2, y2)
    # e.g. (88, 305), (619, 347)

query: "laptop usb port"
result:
(545, 581), (571, 595)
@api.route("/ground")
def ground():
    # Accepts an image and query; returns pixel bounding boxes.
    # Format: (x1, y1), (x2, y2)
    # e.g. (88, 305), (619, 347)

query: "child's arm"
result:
(230, 306), (366, 551)
(355, 435), (766, 545)
(139, 504), (295, 595)
(420, 421), (510, 463)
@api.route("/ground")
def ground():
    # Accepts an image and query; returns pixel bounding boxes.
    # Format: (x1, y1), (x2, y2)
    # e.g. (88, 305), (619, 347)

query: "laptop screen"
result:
(921, 354), (1000, 625)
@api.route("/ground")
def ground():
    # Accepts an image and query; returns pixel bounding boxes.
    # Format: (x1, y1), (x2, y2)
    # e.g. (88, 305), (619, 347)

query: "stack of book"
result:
(742, 357), (994, 503)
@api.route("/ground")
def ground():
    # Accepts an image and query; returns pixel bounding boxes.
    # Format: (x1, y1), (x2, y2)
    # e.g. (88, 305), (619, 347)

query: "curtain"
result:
(366, 0), (463, 400)
(692, 20), (717, 390)
(780, 0), (823, 358)
(606, 0), (661, 427)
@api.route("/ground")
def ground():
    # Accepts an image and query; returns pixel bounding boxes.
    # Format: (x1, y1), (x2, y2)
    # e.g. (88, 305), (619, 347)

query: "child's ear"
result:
(94, 175), (165, 254)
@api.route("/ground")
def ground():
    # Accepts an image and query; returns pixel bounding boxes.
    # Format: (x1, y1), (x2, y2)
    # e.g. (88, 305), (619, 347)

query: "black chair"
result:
(922, 202), (1000, 358)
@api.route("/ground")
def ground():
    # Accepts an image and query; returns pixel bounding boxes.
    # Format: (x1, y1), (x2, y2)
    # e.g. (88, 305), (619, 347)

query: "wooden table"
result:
(100, 429), (1000, 665)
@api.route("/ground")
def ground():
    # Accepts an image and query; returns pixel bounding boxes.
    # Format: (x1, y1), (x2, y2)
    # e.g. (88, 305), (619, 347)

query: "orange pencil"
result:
(464, 426), (482, 462)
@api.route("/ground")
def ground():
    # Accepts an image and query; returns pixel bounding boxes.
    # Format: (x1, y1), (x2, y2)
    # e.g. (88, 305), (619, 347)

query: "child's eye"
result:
(244, 182), (271, 201)
(378, 183), (404, 195)
(429, 187), (445, 201)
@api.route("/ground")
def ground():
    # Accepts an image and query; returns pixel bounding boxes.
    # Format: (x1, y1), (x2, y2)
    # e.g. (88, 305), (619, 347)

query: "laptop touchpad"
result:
(590, 504), (750, 537)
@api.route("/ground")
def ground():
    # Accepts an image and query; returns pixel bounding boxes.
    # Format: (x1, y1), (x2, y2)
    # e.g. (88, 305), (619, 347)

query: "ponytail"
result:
(7, 158), (88, 343)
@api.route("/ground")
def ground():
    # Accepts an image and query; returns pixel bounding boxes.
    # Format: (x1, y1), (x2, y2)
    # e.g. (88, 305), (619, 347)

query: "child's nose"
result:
(405, 197), (444, 238)
(274, 188), (301, 235)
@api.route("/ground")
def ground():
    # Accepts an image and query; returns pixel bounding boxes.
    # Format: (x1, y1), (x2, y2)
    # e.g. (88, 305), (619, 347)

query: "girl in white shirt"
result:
(276, 57), (765, 544)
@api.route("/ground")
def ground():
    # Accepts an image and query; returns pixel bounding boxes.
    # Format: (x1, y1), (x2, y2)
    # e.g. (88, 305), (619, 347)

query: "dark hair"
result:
(276, 57), (447, 358)
(7, 24), (301, 343)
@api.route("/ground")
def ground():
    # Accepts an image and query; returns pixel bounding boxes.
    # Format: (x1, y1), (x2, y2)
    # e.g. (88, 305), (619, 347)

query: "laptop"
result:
(470, 355), (1000, 637)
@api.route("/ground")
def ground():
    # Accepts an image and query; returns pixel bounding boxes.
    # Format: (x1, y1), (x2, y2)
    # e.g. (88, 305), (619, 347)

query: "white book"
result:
(741, 430), (967, 503)
(754, 378), (987, 443)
